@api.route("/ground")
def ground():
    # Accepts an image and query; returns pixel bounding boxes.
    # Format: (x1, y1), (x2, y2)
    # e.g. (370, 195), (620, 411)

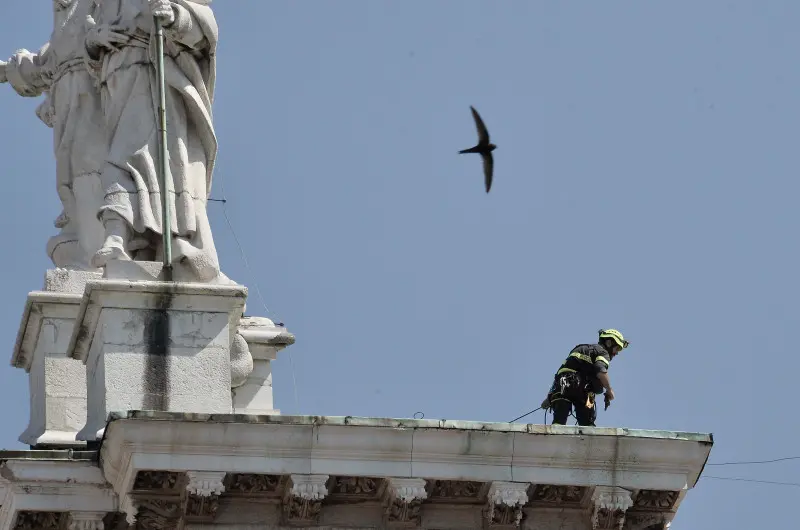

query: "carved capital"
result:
(382, 477), (428, 528)
(282, 474), (329, 526)
(68, 512), (106, 530)
(186, 471), (226, 497)
(182, 471), (226, 523)
(485, 481), (529, 528)
(13, 511), (66, 530)
(592, 486), (634, 530)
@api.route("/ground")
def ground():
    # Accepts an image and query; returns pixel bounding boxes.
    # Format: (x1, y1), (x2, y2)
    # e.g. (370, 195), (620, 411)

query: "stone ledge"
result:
(99, 411), (713, 514)
(0, 458), (116, 529)
(107, 410), (714, 444)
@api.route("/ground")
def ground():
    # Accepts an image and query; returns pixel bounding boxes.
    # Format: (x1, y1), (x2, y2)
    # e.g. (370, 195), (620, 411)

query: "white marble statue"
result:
(84, 0), (223, 283)
(0, 0), (106, 271)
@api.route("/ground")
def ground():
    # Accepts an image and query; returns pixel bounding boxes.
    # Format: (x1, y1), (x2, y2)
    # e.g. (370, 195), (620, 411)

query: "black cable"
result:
(703, 475), (800, 487)
(707, 456), (800, 466)
(509, 407), (542, 423)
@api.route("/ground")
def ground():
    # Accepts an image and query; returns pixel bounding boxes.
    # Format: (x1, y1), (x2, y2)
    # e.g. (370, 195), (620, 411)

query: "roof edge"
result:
(105, 410), (714, 444)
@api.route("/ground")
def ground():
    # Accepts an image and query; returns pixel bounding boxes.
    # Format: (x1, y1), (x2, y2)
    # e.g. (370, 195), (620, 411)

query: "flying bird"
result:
(459, 105), (496, 193)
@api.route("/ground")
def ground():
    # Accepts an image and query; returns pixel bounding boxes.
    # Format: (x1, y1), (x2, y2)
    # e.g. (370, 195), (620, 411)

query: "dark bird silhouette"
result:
(459, 106), (496, 193)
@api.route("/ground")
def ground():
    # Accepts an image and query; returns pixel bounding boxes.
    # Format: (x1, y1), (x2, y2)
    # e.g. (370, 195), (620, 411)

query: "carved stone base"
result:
(12, 269), (100, 448)
(68, 279), (247, 441)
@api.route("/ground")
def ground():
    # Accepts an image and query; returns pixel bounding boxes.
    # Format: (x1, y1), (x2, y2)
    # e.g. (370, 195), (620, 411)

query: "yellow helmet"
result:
(598, 329), (629, 350)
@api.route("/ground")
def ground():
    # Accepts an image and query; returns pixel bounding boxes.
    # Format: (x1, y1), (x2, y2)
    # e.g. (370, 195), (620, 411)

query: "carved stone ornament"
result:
(68, 512), (107, 530)
(624, 512), (673, 530)
(186, 470), (226, 497)
(227, 473), (282, 495)
(134, 498), (183, 530)
(330, 476), (381, 497)
(591, 486), (634, 530)
(382, 478), (428, 528)
(184, 494), (220, 523)
(485, 482), (529, 528)
(13, 511), (66, 530)
(633, 490), (679, 511)
(530, 484), (586, 504)
(428, 479), (483, 502)
(183, 471), (227, 522)
(282, 474), (329, 525)
(132, 470), (182, 493)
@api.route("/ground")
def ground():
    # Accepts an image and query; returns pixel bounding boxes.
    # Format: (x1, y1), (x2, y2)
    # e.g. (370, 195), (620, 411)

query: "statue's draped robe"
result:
(4, 0), (105, 268)
(88, 0), (221, 281)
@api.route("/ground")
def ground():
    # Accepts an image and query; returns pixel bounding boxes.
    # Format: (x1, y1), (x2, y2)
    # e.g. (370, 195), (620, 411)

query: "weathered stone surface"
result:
(232, 316), (295, 415)
(485, 482), (529, 528)
(282, 475), (329, 525)
(632, 490), (679, 511)
(227, 474), (283, 496)
(132, 471), (182, 493)
(12, 282), (88, 448)
(70, 280), (246, 441)
(382, 478), (427, 528)
(12, 511), (65, 530)
(0, 411), (710, 529)
(428, 480), (484, 503)
(134, 498), (182, 530)
(591, 487), (634, 530)
(67, 512), (106, 530)
(530, 484), (587, 505)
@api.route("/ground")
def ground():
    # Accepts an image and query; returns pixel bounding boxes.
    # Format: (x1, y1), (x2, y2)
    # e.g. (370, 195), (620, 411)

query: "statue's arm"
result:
(163, 2), (211, 50)
(1, 43), (52, 97)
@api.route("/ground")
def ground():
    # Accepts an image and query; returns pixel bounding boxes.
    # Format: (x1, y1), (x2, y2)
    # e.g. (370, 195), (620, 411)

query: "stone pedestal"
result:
(233, 316), (295, 414)
(68, 276), (247, 441)
(11, 269), (102, 448)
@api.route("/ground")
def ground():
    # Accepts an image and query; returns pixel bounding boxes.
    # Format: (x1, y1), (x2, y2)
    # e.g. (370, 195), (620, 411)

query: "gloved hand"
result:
(540, 395), (551, 410)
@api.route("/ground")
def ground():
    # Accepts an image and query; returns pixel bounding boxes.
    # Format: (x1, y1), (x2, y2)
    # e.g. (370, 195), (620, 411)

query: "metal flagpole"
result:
(154, 16), (173, 278)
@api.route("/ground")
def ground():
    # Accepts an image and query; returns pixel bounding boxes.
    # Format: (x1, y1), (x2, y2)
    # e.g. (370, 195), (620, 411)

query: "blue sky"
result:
(0, 1), (797, 527)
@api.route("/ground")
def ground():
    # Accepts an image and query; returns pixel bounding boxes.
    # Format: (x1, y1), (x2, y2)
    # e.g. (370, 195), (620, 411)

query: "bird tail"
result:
(459, 145), (481, 154)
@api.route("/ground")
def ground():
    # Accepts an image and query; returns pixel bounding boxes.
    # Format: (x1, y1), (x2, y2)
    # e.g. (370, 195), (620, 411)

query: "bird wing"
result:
(482, 152), (494, 193)
(470, 106), (490, 145)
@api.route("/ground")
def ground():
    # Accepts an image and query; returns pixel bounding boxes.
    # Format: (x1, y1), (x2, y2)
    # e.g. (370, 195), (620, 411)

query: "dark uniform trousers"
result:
(549, 371), (597, 426)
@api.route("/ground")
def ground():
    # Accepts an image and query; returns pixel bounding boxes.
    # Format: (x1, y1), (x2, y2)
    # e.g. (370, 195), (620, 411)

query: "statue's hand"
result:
(149, 0), (175, 25)
(0, 60), (8, 84)
(86, 25), (130, 53)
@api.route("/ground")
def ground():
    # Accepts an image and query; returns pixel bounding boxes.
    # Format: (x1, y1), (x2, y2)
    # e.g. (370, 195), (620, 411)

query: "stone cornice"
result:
(100, 411), (712, 510)
(0, 458), (117, 528)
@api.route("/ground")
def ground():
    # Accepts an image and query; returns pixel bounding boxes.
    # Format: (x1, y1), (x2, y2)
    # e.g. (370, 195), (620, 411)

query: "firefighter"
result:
(542, 329), (629, 426)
